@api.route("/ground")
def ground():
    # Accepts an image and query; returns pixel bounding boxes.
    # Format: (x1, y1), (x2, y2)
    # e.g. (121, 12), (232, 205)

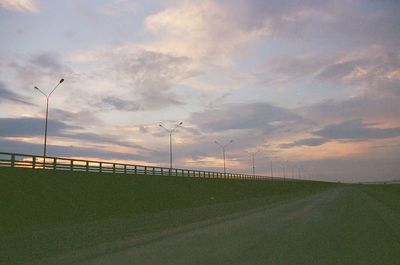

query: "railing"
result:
(0, 152), (271, 181)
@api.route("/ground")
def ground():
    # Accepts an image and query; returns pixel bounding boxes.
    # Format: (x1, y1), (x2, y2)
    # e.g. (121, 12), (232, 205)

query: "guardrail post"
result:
(113, 163), (116, 173)
(11, 154), (15, 167)
(144, 166), (147, 175)
(124, 164), (127, 174)
(100, 162), (102, 173)
(161, 168), (164, 176)
(53, 158), (57, 170)
(134, 165), (137, 175)
(86, 161), (89, 172)
(153, 167), (155, 175)
(32, 156), (36, 169)
(175, 169), (178, 177)
(70, 160), (73, 171)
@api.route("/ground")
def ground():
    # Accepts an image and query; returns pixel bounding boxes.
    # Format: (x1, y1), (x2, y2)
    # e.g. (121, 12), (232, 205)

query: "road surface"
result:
(36, 186), (400, 265)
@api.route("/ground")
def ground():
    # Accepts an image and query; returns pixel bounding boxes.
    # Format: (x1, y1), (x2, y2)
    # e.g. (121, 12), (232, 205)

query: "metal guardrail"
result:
(0, 152), (271, 180)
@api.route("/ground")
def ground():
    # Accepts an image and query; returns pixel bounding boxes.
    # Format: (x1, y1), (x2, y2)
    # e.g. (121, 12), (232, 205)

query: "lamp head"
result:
(59, 78), (64, 83)
(179, 121), (183, 125)
(34, 86), (39, 90)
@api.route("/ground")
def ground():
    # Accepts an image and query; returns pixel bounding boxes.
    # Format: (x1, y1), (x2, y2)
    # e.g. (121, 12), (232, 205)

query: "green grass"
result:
(358, 184), (400, 214)
(0, 167), (335, 265)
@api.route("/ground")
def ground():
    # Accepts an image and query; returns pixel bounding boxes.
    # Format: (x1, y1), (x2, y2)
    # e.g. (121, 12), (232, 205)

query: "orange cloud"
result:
(0, 0), (39, 13)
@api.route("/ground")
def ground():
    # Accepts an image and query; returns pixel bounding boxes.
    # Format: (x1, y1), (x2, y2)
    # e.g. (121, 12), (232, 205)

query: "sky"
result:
(1, 0), (399, 183)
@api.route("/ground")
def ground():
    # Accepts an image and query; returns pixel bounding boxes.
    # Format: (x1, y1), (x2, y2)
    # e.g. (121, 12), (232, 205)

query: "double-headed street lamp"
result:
(214, 140), (233, 174)
(34, 78), (64, 167)
(159, 121), (183, 169)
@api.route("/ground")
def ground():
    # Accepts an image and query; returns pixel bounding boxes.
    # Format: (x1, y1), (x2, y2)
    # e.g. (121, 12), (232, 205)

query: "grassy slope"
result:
(358, 184), (400, 214)
(30, 185), (400, 265)
(0, 167), (334, 264)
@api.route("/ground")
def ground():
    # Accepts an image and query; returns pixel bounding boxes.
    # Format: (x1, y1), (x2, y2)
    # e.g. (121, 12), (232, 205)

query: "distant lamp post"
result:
(280, 160), (288, 181)
(249, 151), (259, 175)
(214, 140), (233, 174)
(292, 164), (296, 179)
(159, 121), (183, 169)
(264, 156), (274, 180)
(270, 159), (274, 179)
(34, 78), (64, 168)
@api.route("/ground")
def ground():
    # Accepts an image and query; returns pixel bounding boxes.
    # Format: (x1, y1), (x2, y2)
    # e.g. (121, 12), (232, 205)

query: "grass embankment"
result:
(0, 167), (335, 264)
(359, 184), (400, 214)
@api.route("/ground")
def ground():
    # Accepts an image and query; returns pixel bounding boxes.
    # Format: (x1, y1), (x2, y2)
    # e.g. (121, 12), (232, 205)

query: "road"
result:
(36, 186), (400, 265)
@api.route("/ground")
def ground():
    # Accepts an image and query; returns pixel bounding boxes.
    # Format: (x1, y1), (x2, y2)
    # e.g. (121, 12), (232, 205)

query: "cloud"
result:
(0, 117), (81, 137)
(69, 46), (197, 110)
(190, 102), (305, 133)
(97, 0), (136, 16)
(0, 80), (32, 105)
(0, 139), (148, 161)
(144, 0), (272, 62)
(63, 132), (149, 151)
(279, 119), (400, 149)
(80, 49), (194, 111)
(280, 138), (328, 148)
(313, 120), (400, 140)
(0, 116), (150, 152)
(29, 53), (64, 72)
(0, 0), (39, 13)
(317, 61), (359, 81)
(8, 52), (76, 87)
(316, 46), (400, 94)
(50, 108), (101, 125)
(99, 96), (141, 112)
(256, 0), (400, 47)
(299, 95), (400, 125)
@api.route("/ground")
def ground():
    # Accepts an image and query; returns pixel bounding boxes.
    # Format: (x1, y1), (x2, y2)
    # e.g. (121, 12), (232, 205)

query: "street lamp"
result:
(270, 159), (274, 179)
(280, 160), (288, 181)
(34, 78), (64, 168)
(291, 164), (296, 179)
(159, 121), (183, 169)
(292, 164), (298, 180)
(264, 156), (275, 180)
(214, 140), (233, 174)
(248, 151), (259, 175)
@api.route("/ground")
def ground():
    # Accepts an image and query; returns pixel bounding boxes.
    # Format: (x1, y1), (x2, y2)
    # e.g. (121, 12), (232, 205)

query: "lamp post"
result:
(280, 160), (288, 181)
(297, 166), (301, 179)
(214, 140), (233, 174)
(159, 121), (183, 169)
(34, 78), (64, 168)
(270, 159), (274, 179)
(249, 151), (259, 175)
(264, 156), (274, 180)
(292, 164), (296, 179)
